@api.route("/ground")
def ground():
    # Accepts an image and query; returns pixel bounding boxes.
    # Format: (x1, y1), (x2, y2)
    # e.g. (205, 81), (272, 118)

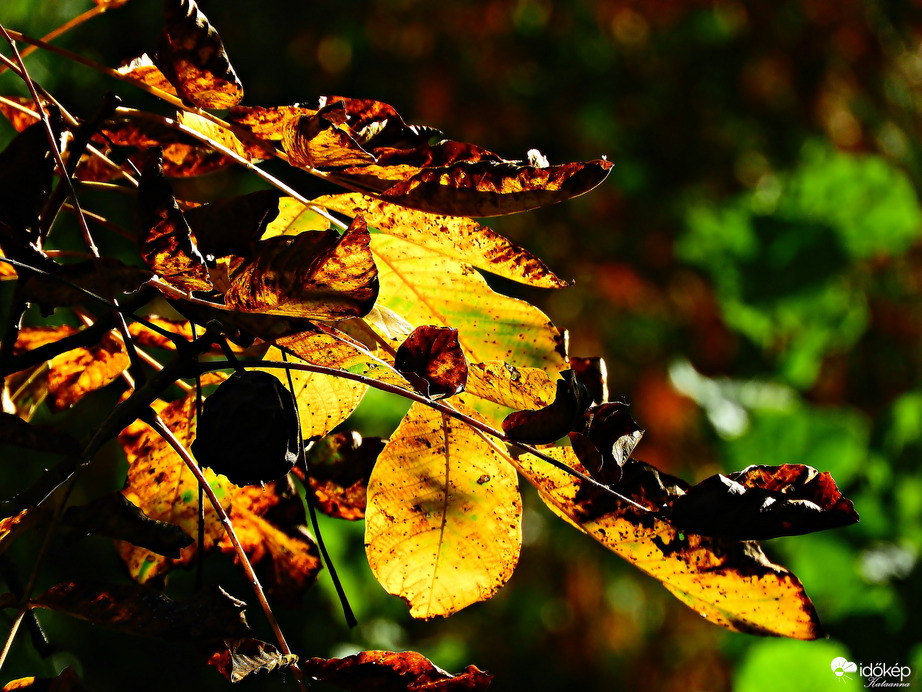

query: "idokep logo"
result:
(832, 658), (858, 682)
(831, 657), (913, 688)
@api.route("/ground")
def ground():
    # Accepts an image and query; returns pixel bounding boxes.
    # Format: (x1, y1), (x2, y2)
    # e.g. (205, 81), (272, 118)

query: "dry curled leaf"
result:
(502, 370), (592, 445)
(136, 151), (213, 292)
(666, 464), (860, 540)
(395, 326), (468, 399)
(207, 638), (298, 683)
(303, 650), (493, 692)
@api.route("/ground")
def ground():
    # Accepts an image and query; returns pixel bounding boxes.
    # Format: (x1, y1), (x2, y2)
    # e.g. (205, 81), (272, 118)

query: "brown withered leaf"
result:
(502, 370), (592, 445)
(282, 103), (377, 170)
(315, 193), (568, 289)
(223, 215), (378, 319)
(207, 638), (298, 683)
(126, 317), (195, 350)
(46, 330), (131, 412)
(154, 0), (244, 109)
(666, 464), (860, 541)
(395, 326), (467, 399)
(302, 650), (493, 692)
(81, 116), (234, 181)
(185, 190), (281, 259)
(19, 259), (152, 314)
(511, 447), (825, 639)
(116, 53), (179, 97)
(228, 104), (318, 141)
(0, 412), (79, 455)
(62, 492), (193, 558)
(136, 151), (213, 292)
(30, 581), (250, 640)
(2, 667), (90, 692)
(305, 432), (386, 520)
(377, 157), (613, 217)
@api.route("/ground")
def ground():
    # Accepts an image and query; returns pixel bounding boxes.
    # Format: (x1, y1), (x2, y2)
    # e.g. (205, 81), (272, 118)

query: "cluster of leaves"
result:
(0, 1), (860, 690)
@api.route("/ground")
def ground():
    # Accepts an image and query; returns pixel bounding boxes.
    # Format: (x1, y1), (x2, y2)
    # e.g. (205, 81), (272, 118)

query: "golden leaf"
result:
(365, 402), (522, 619)
(371, 234), (566, 374)
(46, 331), (131, 412)
(510, 446), (824, 639)
(117, 54), (178, 97)
(315, 193), (568, 288)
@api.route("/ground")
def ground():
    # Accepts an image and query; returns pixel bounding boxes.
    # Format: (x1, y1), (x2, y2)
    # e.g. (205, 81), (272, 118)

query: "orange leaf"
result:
(46, 331), (131, 412)
(305, 432), (385, 521)
(154, 0), (244, 109)
(511, 446), (825, 639)
(136, 152), (213, 292)
(207, 638), (298, 683)
(303, 650), (493, 692)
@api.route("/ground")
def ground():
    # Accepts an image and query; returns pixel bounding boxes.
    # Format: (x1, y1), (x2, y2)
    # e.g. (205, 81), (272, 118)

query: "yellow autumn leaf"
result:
(260, 346), (368, 440)
(364, 401), (522, 619)
(372, 234), (566, 374)
(510, 446), (823, 639)
(314, 193), (568, 288)
(464, 361), (556, 411)
(117, 395), (230, 583)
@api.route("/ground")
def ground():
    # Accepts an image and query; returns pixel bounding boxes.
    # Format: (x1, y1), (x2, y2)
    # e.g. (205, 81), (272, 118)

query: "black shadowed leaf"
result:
(502, 370), (592, 444)
(191, 371), (299, 487)
(185, 190), (282, 259)
(0, 667), (90, 692)
(206, 638), (298, 683)
(136, 150), (213, 292)
(29, 582), (250, 640)
(302, 650), (493, 692)
(395, 326), (468, 399)
(0, 412), (79, 455)
(153, 0), (244, 109)
(569, 401), (644, 485)
(666, 464), (860, 541)
(305, 432), (386, 520)
(62, 493), (194, 558)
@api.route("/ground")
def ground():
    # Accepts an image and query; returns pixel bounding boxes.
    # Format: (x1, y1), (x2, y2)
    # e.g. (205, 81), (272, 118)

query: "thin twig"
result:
(147, 414), (308, 691)
(201, 359), (653, 514)
(280, 351), (357, 627)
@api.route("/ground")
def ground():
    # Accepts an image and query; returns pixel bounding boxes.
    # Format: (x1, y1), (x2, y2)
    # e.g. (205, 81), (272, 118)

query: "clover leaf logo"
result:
(831, 657), (858, 682)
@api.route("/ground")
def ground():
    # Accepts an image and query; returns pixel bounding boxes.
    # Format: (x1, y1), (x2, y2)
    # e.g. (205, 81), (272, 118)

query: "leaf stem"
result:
(147, 413), (307, 690)
(201, 359), (653, 514)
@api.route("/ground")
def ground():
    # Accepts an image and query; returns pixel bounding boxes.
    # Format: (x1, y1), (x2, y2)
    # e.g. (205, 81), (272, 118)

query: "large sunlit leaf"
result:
(365, 402), (522, 619)
(510, 446), (824, 639)
(371, 234), (567, 375)
(315, 193), (568, 288)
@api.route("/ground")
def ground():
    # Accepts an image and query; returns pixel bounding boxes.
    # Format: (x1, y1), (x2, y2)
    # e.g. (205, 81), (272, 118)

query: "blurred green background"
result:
(1, 0), (921, 690)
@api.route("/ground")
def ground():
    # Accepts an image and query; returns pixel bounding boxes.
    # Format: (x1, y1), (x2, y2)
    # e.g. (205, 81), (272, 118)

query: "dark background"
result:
(2, 1), (922, 690)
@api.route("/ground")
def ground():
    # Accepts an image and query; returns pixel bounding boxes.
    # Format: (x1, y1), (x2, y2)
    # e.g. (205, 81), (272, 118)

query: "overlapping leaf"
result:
(136, 153), (212, 292)
(230, 96), (613, 217)
(315, 193), (568, 288)
(223, 216), (379, 319)
(365, 402), (522, 619)
(509, 446), (825, 639)
(667, 464), (859, 540)
(395, 326), (468, 399)
(118, 393), (321, 600)
(41, 330), (131, 412)
(502, 370), (592, 444)
(28, 581), (250, 640)
(303, 650), (493, 692)
(0, 412), (78, 455)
